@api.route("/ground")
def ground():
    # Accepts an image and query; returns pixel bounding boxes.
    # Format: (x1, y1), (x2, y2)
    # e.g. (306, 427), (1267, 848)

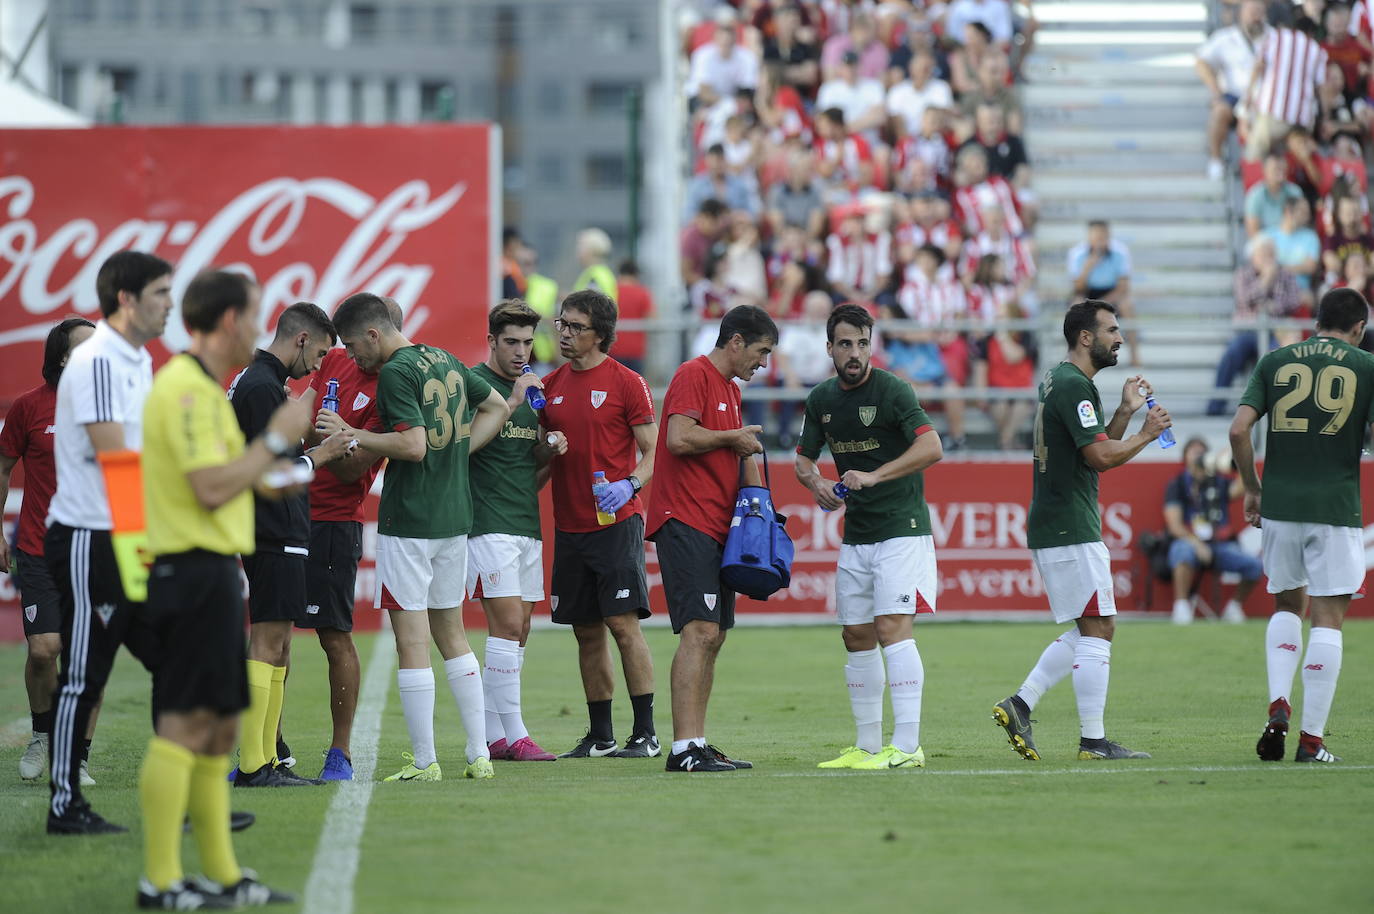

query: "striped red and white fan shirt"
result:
(1253, 27), (1328, 127)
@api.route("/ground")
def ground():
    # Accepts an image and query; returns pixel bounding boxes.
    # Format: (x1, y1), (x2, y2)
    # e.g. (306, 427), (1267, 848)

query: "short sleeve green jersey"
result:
(797, 367), (935, 544)
(1028, 361), (1108, 549)
(468, 363), (542, 539)
(1238, 335), (1374, 527)
(375, 344), (493, 539)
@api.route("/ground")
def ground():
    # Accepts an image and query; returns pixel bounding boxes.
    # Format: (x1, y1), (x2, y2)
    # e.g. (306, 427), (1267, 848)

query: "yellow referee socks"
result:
(240, 660), (274, 773)
(263, 665), (287, 766)
(189, 754), (242, 888)
(139, 737), (194, 891)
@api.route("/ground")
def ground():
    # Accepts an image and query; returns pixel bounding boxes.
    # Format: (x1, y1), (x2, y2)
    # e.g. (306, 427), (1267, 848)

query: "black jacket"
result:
(229, 349), (308, 549)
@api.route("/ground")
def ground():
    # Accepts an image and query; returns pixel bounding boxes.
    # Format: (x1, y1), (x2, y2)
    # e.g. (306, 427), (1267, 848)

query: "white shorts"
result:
(375, 534), (467, 612)
(1032, 541), (1116, 624)
(835, 536), (937, 626)
(466, 534), (545, 602)
(1260, 519), (1366, 597)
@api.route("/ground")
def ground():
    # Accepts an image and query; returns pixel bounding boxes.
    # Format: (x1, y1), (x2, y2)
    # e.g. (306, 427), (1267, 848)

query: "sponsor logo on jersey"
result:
(704, 593), (717, 610)
(44, 425), (55, 435)
(717, 402), (727, 411)
(353, 392), (370, 410)
(859, 406), (876, 426)
(615, 588), (630, 599)
(306, 604), (320, 615)
(830, 437), (880, 454)
(552, 396), (564, 405)
(591, 390), (607, 408)
(1077, 399), (1098, 429)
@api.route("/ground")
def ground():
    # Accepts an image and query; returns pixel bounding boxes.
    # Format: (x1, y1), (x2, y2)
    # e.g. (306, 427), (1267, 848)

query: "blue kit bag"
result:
(720, 457), (795, 600)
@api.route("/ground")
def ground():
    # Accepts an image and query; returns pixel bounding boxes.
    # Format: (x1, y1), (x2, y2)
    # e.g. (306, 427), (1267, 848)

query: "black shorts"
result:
(651, 519), (736, 634)
(13, 548), (61, 637)
(148, 552), (249, 715)
(1086, 286), (1118, 301)
(551, 514), (651, 625)
(241, 548), (307, 624)
(300, 521), (362, 632)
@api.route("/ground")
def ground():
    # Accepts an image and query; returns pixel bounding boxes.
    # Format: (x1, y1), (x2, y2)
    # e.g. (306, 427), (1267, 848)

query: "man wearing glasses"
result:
(540, 290), (661, 759)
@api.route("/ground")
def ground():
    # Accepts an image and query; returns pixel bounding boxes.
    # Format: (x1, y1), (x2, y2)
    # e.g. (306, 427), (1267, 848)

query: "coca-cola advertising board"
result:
(0, 124), (500, 409)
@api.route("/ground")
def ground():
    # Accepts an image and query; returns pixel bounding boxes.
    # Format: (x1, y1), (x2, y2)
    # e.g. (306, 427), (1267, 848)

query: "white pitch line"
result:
(301, 625), (396, 914)
(0, 715), (32, 749)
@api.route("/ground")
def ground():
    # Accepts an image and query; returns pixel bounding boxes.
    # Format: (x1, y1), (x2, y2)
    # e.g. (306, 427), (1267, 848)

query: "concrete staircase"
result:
(1026, 0), (1239, 456)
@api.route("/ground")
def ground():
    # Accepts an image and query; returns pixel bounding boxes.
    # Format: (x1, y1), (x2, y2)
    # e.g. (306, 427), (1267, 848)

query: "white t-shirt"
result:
(778, 323), (832, 386)
(945, 0), (1015, 45)
(686, 43), (760, 100)
(886, 77), (955, 136)
(816, 77), (886, 127)
(1196, 24), (1270, 97)
(48, 320), (153, 530)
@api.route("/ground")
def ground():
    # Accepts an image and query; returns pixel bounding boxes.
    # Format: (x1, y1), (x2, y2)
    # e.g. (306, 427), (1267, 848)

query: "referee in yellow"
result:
(137, 270), (332, 908)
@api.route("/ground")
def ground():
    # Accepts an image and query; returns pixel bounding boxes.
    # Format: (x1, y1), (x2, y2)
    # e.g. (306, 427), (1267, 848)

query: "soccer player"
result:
(468, 301), (564, 762)
(299, 297), (404, 781)
(649, 304), (776, 773)
(228, 302), (349, 788)
(45, 250), (173, 834)
(1230, 288), (1374, 764)
(992, 300), (1170, 762)
(541, 289), (660, 758)
(318, 292), (510, 782)
(1, 318), (95, 783)
(795, 304), (944, 771)
(137, 269), (307, 908)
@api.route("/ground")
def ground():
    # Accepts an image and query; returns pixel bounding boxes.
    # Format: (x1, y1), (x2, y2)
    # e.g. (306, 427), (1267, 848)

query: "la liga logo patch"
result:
(1077, 399), (1098, 429)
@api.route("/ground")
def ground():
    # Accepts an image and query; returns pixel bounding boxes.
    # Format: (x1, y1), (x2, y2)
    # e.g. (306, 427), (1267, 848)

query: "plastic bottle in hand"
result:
(1145, 396), (1175, 449)
(321, 378), (340, 414)
(823, 481), (850, 513)
(592, 471), (615, 525)
(522, 365), (546, 409)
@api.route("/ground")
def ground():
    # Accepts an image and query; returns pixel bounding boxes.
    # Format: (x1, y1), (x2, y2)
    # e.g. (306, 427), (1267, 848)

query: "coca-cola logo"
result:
(0, 175), (466, 350)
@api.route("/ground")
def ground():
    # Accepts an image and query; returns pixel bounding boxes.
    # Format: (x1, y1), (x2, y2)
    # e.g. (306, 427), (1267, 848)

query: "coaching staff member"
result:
(648, 305), (775, 773)
(45, 250), (172, 835)
(300, 297), (403, 781)
(136, 270), (315, 908)
(228, 302), (347, 788)
(541, 289), (660, 758)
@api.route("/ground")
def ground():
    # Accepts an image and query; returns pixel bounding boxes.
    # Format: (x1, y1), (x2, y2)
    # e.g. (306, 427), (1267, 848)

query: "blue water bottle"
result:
(823, 481), (850, 512)
(321, 378), (340, 414)
(522, 365), (546, 409)
(1146, 396), (1175, 449)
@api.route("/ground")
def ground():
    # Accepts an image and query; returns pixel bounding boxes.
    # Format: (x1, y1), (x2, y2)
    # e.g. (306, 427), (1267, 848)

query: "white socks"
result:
(1172, 598), (1193, 625)
(483, 637), (528, 745)
(397, 667), (436, 769)
(1299, 627), (1343, 738)
(1016, 628), (1080, 711)
(444, 653), (488, 763)
(883, 640), (923, 753)
(844, 647), (885, 753)
(1072, 636), (1112, 740)
(1266, 611), (1303, 704)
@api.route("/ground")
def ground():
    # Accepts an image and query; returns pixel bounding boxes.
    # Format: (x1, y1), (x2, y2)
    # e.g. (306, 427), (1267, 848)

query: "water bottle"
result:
(522, 365), (546, 410)
(823, 482), (850, 513)
(1146, 396), (1176, 449)
(592, 471), (615, 526)
(321, 378), (340, 414)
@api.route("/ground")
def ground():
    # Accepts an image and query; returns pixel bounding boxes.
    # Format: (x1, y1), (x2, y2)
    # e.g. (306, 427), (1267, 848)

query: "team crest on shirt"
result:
(822, 414), (831, 424)
(704, 594), (717, 610)
(859, 406), (876, 426)
(487, 571), (500, 587)
(591, 390), (607, 408)
(93, 603), (115, 626)
(353, 392), (370, 411)
(550, 596), (559, 611)
(24, 604), (37, 623)
(1077, 400), (1098, 429)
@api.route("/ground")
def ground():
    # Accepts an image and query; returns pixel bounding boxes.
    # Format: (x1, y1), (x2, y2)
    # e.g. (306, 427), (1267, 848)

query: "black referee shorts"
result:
(301, 520), (362, 632)
(551, 514), (650, 625)
(148, 552), (249, 715)
(241, 548), (307, 625)
(13, 548), (61, 637)
(651, 519), (736, 634)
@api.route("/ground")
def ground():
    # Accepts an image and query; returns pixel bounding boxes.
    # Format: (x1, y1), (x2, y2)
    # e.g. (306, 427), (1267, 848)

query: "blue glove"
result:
(597, 478), (635, 514)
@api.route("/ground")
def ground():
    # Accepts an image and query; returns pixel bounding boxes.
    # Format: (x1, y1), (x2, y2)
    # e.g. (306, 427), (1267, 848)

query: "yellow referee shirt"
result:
(142, 354), (254, 557)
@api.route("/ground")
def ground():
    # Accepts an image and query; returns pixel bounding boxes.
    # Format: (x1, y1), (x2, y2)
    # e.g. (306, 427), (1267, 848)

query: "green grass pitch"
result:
(1, 620), (1370, 913)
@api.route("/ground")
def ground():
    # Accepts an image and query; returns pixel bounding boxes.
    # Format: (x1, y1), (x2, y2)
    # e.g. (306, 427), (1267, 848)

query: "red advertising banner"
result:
(0, 124), (499, 410)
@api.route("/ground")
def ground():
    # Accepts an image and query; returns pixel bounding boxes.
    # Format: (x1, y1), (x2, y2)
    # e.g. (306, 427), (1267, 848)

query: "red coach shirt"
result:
(542, 356), (656, 533)
(0, 384), (57, 556)
(308, 349), (384, 523)
(646, 356), (743, 544)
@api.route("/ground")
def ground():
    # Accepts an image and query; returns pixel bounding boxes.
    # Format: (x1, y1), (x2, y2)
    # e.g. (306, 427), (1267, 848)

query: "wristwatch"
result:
(262, 430), (292, 457)
(628, 475), (643, 494)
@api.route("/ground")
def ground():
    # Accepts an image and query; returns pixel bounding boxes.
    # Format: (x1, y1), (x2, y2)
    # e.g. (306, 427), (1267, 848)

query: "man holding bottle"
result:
(540, 290), (661, 759)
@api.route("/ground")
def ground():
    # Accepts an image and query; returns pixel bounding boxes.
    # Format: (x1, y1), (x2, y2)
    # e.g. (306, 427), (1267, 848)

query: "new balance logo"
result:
(306, 604), (320, 615)
(44, 425), (55, 435)
(1304, 663), (1324, 671)
(615, 589), (630, 599)
(1278, 643), (1299, 652)
(717, 402), (727, 411)
(897, 594), (912, 604)
(681, 755), (699, 770)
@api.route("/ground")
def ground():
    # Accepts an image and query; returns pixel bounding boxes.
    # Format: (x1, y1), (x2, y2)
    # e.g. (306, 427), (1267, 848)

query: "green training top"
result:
(1028, 361), (1108, 549)
(468, 362), (542, 540)
(798, 367), (934, 545)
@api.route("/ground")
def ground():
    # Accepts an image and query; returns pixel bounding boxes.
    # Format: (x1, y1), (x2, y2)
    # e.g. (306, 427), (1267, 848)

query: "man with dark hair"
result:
(45, 249), (173, 834)
(136, 268), (313, 908)
(319, 292), (510, 782)
(1067, 220), (1136, 363)
(227, 301), (350, 788)
(299, 296), (403, 781)
(1230, 287), (1374, 764)
(541, 288), (661, 758)
(467, 300), (565, 762)
(648, 304), (776, 773)
(797, 303), (945, 770)
(992, 300), (1171, 762)
(1, 317), (95, 784)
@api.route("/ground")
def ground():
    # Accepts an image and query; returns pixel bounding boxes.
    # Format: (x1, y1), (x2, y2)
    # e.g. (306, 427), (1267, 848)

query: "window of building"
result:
(537, 81), (564, 117)
(152, 0), (176, 27)
(314, 74), (330, 122)
(245, 4), (276, 36)
(585, 153), (626, 189)
(432, 5), (455, 41)
(105, 66), (138, 105)
(179, 69), (202, 123)
(58, 65), (79, 108)
(151, 68), (169, 106)
(384, 80), (400, 122)
(395, 4), (419, 36)
(349, 78), (365, 122)
(420, 80), (456, 120)
(468, 79), (493, 119)
(180, 0), (201, 28)
(536, 154), (565, 188)
(586, 82), (636, 115)
(216, 0), (234, 28)
(66, 0), (95, 23)
(349, 4), (378, 42)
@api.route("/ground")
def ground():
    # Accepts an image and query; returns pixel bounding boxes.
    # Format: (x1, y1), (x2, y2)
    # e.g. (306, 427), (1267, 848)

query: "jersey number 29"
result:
(1271, 363), (1356, 435)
